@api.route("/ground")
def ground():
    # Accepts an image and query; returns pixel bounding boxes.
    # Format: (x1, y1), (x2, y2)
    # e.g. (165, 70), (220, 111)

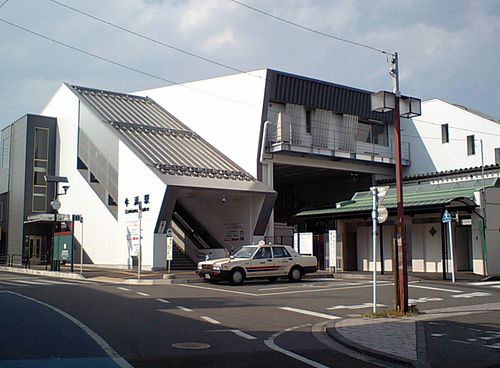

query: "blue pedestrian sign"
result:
(442, 210), (452, 223)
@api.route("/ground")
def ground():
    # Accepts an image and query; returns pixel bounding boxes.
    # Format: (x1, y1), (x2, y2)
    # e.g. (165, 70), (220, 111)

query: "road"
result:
(1, 271), (499, 367)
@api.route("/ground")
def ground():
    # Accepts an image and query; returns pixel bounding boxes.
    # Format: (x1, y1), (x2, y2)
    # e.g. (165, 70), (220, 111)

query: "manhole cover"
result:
(172, 342), (211, 350)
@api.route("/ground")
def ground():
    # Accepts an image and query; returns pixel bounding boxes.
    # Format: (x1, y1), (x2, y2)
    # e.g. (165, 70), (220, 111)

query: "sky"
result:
(1, 0), (499, 129)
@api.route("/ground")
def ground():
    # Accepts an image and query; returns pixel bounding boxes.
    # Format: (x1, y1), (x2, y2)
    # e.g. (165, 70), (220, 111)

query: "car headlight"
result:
(197, 264), (202, 270)
(213, 265), (222, 271)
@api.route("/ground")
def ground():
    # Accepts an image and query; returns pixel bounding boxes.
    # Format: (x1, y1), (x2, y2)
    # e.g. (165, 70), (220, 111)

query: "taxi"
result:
(196, 241), (317, 285)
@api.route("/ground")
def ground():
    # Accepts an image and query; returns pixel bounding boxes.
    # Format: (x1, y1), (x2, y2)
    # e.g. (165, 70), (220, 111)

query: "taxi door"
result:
(272, 246), (293, 275)
(247, 246), (275, 277)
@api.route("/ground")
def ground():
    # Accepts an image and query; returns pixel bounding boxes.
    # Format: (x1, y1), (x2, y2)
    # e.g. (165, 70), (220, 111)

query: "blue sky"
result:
(1, 0), (499, 128)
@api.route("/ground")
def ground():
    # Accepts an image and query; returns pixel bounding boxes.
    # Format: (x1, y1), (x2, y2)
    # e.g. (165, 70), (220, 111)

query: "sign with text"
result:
(328, 230), (337, 270)
(166, 237), (173, 261)
(224, 223), (245, 241)
(297, 232), (313, 255)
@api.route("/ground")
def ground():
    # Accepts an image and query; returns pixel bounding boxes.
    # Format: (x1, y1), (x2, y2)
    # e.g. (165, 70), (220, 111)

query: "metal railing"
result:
(265, 120), (410, 163)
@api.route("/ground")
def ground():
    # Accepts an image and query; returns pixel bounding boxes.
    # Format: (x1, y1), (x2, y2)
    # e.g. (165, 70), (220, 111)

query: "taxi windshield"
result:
(233, 246), (258, 259)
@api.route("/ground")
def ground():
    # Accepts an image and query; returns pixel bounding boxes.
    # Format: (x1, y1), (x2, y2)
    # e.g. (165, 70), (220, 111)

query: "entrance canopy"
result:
(296, 177), (499, 218)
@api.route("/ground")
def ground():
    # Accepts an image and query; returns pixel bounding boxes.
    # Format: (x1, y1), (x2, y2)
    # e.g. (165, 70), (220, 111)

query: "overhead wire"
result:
(47, 0), (263, 80)
(0, 17), (261, 109)
(228, 0), (390, 55)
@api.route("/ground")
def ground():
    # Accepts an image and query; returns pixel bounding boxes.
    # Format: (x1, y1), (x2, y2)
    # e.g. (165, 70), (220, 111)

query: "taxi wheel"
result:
(230, 269), (245, 285)
(288, 267), (303, 282)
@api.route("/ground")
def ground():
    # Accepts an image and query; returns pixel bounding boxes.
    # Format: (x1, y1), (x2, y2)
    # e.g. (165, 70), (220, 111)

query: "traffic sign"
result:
(442, 210), (452, 223)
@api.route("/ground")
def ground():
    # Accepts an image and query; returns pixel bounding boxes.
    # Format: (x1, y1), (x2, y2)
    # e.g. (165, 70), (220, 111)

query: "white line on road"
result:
(176, 306), (193, 312)
(12, 279), (52, 285)
(452, 292), (492, 299)
(4, 291), (133, 368)
(409, 284), (462, 293)
(117, 287), (130, 291)
(136, 292), (150, 297)
(156, 298), (170, 304)
(230, 330), (257, 340)
(485, 342), (500, 349)
(327, 303), (386, 310)
(280, 307), (340, 320)
(258, 286), (293, 291)
(178, 284), (257, 296)
(201, 316), (221, 325)
(468, 281), (500, 286)
(451, 340), (471, 345)
(265, 324), (330, 368)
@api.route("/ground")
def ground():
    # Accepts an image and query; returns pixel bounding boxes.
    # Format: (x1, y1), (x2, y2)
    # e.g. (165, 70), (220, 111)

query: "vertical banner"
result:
(328, 230), (337, 271)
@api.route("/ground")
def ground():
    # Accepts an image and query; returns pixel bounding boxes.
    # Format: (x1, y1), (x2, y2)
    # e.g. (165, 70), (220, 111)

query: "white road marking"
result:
(265, 324), (330, 368)
(431, 334), (446, 337)
(12, 279), (53, 285)
(201, 316), (221, 325)
(485, 342), (500, 349)
(468, 281), (500, 286)
(0, 281), (25, 286)
(452, 292), (492, 299)
(451, 340), (471, 345)
(258, 286), (293, 291)
(409, 284), (462, 293)
(156, 298), (170, 304)
(493, 285), (500, 288)
(280, 307), (340, 320)
(136, 292), (150, 297)
(327, 303), (386, 310)
(4, 291), (133, 368)
(176, 306), (193, 312)
(179, 284), (257, 296)
(230, 330), (257, 340)
(117, 287), (130, 291)
(408, 297), (443, 304)
(467, 338), (478, 342)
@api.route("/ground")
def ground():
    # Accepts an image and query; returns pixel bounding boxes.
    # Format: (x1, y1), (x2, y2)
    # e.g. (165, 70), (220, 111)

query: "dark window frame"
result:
(441, 124), (449, 143)
(467, 135), (475, 156)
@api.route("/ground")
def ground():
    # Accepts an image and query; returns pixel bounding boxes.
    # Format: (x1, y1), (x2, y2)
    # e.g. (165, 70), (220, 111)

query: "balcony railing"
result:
(265, 120), (410, 165)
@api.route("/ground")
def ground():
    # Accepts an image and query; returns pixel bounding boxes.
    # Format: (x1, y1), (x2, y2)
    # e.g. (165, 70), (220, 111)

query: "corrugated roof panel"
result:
(70, 85), (254, 181)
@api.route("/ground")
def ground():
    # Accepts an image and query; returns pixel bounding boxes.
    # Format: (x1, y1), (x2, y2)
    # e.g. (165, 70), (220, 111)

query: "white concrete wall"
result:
(404, 99), (500, 175)
(410, 223), (443, 273)
(484, 187), (500, 274)
(136, 70), (268, 178)
(41, 85), (167, 269)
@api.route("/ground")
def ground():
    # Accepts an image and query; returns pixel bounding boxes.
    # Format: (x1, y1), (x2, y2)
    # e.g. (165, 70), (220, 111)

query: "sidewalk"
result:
(327, 302), (500, 368)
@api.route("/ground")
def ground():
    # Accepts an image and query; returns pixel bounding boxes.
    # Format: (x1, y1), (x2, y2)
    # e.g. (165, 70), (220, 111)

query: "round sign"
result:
(166, 228), (173, 237)
(51, 199), (61, 210)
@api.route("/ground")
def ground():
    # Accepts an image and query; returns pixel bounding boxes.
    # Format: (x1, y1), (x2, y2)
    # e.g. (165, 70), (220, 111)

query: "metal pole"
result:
(391, 52), (409, 313)
(447, 220), (456, 283)
(80, 217), (84, 275)
(371, 188), (378, 313)
(70, 218), (74, 273)
(138, 205), (142, 280)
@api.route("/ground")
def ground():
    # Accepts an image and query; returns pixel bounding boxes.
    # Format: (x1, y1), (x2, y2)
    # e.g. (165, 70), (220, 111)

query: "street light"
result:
(370, 52), (421, 313)
(44, 175), (69, 271)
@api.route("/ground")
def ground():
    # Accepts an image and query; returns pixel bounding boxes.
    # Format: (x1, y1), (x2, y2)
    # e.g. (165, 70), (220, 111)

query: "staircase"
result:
(169, 244), (197, 271)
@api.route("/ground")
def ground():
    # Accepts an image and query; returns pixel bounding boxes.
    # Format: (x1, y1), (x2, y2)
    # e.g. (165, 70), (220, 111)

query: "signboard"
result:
(166, 237), (173, 261)
(328, 230), (337, 270)
(298, 232), (313, 255)
(224, 223), (245, 241)
(126, 221), (140, 242)
(442, 210), (452, 223)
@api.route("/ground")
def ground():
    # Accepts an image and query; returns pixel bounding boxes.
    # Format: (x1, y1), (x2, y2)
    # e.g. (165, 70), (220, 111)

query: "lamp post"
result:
(371, 52), (421, 313)
(44, 175), (69, 271)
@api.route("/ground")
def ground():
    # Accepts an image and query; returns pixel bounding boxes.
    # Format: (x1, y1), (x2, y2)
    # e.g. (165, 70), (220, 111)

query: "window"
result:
(467, 135), (475, 155)
(441, 124), (449, 143)
(495, 148), (500, 165)
(272, 246), (291, 258)
(32, 128), (49, 212)
(356, 120), (388, 146)
(305, 109), (312, 134)
(1, 136), (9, 169)
(253, 247), (271, 259)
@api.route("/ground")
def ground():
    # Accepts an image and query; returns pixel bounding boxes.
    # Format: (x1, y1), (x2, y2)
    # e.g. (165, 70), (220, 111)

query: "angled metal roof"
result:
(69, 84), (254, 182)
(296, 178), (499, 217)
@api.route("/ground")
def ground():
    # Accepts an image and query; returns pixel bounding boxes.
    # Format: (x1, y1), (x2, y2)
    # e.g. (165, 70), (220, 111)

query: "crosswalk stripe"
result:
(13, 280), (52, 285)
(279, 307), (340, 320)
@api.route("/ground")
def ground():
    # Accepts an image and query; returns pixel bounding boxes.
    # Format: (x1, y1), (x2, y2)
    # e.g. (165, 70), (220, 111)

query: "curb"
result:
(326, 320), (422, 368)
(0, 266), (86, 280)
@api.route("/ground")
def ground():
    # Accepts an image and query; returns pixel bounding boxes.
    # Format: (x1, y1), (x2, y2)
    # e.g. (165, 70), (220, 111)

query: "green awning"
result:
(296, 177), (499, 218)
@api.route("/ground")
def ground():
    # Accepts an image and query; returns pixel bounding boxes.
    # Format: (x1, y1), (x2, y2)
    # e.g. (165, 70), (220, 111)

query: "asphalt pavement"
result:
(1, 265), (499, 368)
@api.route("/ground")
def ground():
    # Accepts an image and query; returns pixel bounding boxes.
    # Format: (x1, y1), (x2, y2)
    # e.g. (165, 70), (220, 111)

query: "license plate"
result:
(204, 274), (211, 279)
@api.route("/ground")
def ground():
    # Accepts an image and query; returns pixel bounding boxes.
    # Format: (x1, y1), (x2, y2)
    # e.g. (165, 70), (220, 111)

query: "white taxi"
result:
(196, 241), (317, 285)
